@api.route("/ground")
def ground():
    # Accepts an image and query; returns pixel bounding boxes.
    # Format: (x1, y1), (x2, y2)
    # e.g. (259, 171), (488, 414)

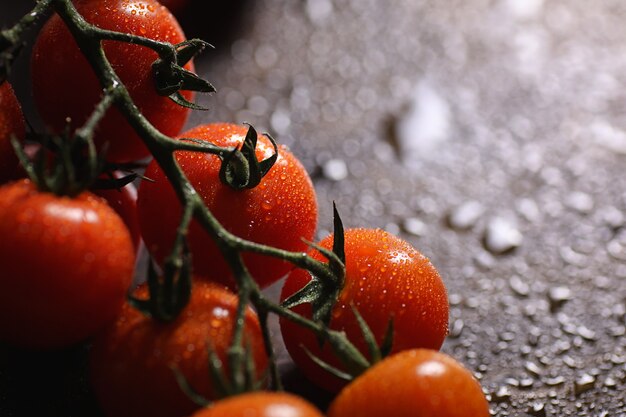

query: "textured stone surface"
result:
(2, 1), (625, 416)
(194, 2), (626, 415)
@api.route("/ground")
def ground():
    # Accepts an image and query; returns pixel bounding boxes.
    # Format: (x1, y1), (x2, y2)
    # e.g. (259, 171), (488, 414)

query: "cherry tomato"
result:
(89, 281), (269, 417)
(0, 82), (25, 184)
(137, 123), (318, 288)
(0, 179), (135, 349)
(31, 0), (194, 163)
(93, 173), (141, 249)
(327, 349), (490, 417)
(280, 228), (449, 392)
(189, 392), (324, 417)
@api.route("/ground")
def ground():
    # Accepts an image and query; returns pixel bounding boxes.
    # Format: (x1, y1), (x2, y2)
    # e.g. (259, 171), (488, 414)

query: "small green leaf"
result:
(153, 60), (183, 96)
(257, 132), (279, 178)
(168, 91), (209, 110)
(332, 202), (346, 265)
(302, 346), (353, 382)
(10, 136), (35, 183)
(350, 304), (380, 363)
(171, 365), (211, 407)
(206, 343), (231, 399)
(280, 270), (341, 331)
(281, 276), (325, 310)
(217, 124), (278, 190)
(91, 172), (137, 190)
(243, 341), (261, 392)
(177, 66), (215, 93)
(379, 317), (395, 359)
(175, 39), (213, 66)
(219, 147), (250, 190)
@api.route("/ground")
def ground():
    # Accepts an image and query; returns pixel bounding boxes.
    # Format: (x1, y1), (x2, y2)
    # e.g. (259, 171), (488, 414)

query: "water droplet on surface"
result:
(484, 217), (523, 254)
(519, 377), (535, 389)
(517, 198), (542, 222)
(544, 375), (565, 386)
(590, 119), (626, 155)
(527, 401), (547, 417)
(565, 191), (594, 214)
(548, 286), (572, 311)
(509, 275), (530, 297)
(447, 200), (484, 230)
(576, 326), (596, 341)
(322, 158), (348, 181)
(306, 0), (333, 24)
(559, 246), (586, 266)
(525, 361), (543, 377)
(574, 373), (595, 395)
(493, 386), (512, 403)
(603, 376), (617, 388)
(503, 0), (544, 19)
(449, 319), (464, 338)
(402, 217), (426, 236)
(393, 81), (452, 161)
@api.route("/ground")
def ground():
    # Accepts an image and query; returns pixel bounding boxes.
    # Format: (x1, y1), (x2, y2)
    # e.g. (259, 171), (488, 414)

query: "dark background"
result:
(1, 1), (625, 416)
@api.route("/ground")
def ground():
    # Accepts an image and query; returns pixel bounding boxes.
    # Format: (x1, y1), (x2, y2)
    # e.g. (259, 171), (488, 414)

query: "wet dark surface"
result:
(2, 1), (625, 416)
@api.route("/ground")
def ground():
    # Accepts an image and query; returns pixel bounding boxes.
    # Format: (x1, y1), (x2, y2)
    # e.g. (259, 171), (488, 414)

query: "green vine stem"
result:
(9, 0), (379, 390)
(0, 0), (53, 82)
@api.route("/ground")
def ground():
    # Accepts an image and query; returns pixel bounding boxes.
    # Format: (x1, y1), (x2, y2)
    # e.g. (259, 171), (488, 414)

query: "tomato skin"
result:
(280, 228), (449, 392)
(0, 179), (135, 349)
(189, 392), (324, 417)
(31, 0), (194, 163)
(137, 123), (318, 289)
(89, 282), (269, 417)
(327, 349), (490, 417)
(0, 82), (25, 184)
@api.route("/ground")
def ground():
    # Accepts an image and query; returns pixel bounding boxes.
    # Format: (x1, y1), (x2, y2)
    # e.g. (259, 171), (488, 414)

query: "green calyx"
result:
(12, 88), (133, 198)
(128, 239), (193, 323)
(153, 39), (215, 110)
(172, 341), (267, 407)
(12, 131), (106, 198)
(281, 203), (346, 328)
(219, 124), (279, 191)
(302, 305), (395, 382)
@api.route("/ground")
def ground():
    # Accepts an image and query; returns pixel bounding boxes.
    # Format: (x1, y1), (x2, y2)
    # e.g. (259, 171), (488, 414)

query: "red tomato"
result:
(31, 0), (194, 163)
(189, 392), (324, 417)
(0, 82), (25, 184)
(89, 281), (269, 417)
(0, 179), (135, 349)
(327, 349), (490, 417)
(93, 173), (141, 249)
(136, 123), (318, 288)
(280, 228), (449, 392)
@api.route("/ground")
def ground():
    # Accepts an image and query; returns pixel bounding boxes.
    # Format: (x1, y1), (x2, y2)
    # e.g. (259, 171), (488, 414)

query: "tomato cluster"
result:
(0, 0), (490, 416)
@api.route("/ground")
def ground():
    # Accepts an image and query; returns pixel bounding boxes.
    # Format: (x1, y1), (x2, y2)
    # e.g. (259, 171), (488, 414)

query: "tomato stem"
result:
(0, 0), (54, 82)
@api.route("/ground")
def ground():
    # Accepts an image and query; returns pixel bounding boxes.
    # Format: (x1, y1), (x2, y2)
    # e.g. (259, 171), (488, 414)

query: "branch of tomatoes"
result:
(6, 0), (381, 393)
